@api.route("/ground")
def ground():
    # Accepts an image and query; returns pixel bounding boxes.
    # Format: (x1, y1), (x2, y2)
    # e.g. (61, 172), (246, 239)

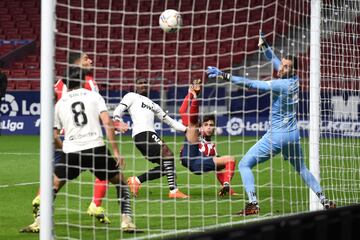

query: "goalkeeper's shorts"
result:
(180, 141), (215, 175)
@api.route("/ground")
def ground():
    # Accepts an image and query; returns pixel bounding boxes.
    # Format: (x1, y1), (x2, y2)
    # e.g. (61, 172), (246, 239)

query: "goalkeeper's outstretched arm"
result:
(258, 32), (281, 71)
(207, 66), (287, 93)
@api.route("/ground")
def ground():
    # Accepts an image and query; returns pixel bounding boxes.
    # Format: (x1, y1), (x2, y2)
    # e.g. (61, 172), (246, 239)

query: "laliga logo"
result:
(0, 94), (19, 116)
(226, 117), (245, 135)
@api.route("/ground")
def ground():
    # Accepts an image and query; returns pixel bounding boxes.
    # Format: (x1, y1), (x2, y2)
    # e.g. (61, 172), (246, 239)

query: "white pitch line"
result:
(0, 152), (39, 156)
(0, 181), (39, 188)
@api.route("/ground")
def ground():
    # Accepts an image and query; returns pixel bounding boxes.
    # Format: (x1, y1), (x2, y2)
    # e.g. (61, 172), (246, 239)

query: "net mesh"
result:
(51, 0), (360, 239)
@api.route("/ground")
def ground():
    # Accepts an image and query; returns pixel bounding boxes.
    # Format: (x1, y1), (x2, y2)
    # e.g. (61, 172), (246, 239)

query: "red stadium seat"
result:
(26, 70), (40, 79)
(31, 81), (41, 90)
(10, 69), (26, 78)
(16, 81), (32, 90)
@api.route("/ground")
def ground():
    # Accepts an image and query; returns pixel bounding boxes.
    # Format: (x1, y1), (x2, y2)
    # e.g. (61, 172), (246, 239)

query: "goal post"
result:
(40, 0), (55, 239)
(309, 0), (321, 211)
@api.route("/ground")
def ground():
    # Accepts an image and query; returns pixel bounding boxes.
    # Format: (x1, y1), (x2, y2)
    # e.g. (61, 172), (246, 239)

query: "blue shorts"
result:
(54, 136), (64, 164)
(54, 150), (63, 163)
(180, 140), (216, 175)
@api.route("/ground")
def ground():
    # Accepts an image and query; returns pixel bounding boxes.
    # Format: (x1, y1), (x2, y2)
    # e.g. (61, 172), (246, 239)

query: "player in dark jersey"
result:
(179, 79), (237, 196)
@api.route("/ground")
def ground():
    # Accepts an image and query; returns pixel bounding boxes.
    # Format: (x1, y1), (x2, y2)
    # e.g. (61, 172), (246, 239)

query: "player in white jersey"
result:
(113, 78), (189, 199)
(22, 52), (112, 234)
(21, 67), (140, 233)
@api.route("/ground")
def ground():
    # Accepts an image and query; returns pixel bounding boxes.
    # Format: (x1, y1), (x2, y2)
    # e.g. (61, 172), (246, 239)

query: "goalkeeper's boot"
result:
(168, 189), (190, 199)
(191, 78), (202, 96)
(236, 202), (260, 216)
(127, 176), (141, 197)
(321, 199), (336, 209)
(121, 214), (143, 233)
(20, 215), (40, 233)
(218, 182), (230, 196)
(87, 202), (111, 224)
(32, 195), (40, 219)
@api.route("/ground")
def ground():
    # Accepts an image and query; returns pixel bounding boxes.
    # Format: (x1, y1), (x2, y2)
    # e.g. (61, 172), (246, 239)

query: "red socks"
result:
(93, 179), (108, 207)
(216, 161), (235, 185)
(179, 92), (199, 126)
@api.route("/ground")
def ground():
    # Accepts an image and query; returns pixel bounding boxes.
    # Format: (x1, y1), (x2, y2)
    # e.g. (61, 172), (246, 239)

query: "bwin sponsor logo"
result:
(141, 102), (153, 110)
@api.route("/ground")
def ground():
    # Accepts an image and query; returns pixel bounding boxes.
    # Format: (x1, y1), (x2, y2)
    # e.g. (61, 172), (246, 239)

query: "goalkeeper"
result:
(207, 32), (335, 215)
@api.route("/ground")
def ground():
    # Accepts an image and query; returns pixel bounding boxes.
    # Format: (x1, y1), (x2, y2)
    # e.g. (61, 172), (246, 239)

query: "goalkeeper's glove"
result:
(206, 66), (231, 81)
(258, 31), (269, 49)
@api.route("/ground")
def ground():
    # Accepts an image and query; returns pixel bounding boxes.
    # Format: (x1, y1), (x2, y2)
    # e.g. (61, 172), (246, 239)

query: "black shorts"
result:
(134, 131), (163, 164)
(54, 145), (119, 181)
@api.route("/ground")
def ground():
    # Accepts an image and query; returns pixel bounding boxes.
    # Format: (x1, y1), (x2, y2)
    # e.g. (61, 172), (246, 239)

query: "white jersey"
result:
(54, 88), (108, 153)
(113, 92), (186, 137)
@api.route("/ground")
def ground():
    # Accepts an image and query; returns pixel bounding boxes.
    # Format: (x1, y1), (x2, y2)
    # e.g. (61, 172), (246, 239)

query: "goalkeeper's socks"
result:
(316, 192), (326, 202)
(223, 161), (235, 183)
(93, 178), (108, 207)
(247, 191), (258, 203)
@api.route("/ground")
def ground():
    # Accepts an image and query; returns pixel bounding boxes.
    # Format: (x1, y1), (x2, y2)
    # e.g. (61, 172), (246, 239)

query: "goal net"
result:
(51, 0), (360, 239)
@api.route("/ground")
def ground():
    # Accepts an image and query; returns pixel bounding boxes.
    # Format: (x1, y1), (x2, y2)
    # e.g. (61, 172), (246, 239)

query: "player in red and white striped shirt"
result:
(179, 79), (237, 196)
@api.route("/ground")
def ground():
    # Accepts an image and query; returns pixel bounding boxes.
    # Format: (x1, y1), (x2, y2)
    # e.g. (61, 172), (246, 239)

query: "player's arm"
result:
(113, 93), (133, 133)
(53, 103), (63, 149)
(153, 103), (187, 132)
(258, 32), (281, 71)
(100, 111), (125, 169)
(97, 94), (125, 169)
(207, 66), (287, 93)
(53, 128), (63, 149)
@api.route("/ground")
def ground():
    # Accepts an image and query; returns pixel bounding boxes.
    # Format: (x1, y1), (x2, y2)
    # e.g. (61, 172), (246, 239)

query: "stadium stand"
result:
(1, 0), (356, 91)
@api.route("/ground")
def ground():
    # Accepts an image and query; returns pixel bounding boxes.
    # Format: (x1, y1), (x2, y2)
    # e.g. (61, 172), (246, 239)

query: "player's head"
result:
(278, 55), (297, 79)
(64, 67), (86, 90)
(135, 77), (149, 96)
(68, 51), (93, 70)
(200, 114), (216, 138)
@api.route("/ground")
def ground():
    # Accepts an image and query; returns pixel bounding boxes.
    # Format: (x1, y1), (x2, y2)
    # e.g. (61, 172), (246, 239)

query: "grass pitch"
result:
(0, 135), (356, 239)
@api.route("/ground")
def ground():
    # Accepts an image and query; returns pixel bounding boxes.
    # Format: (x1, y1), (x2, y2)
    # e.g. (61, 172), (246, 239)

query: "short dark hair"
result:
(64, 67), (86, 89)
(284, 54), (298, 70)
(202, 114), (216, 124)
(135, 77), (148, 84)
(68, 51), (82, 64)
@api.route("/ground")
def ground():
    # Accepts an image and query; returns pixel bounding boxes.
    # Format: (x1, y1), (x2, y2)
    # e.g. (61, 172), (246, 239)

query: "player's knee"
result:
(238, 157), (252, 169)
(228, 156), (235, 163)
(162, 145), (174, 158)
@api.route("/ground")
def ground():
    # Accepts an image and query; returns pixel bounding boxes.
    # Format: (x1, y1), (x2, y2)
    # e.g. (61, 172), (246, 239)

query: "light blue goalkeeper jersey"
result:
(230, 47), (299, 132)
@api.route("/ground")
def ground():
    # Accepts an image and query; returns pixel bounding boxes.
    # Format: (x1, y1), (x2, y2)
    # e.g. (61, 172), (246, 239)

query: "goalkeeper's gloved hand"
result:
(206, 66), (231, 81)
(258, 31), (269, 49)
